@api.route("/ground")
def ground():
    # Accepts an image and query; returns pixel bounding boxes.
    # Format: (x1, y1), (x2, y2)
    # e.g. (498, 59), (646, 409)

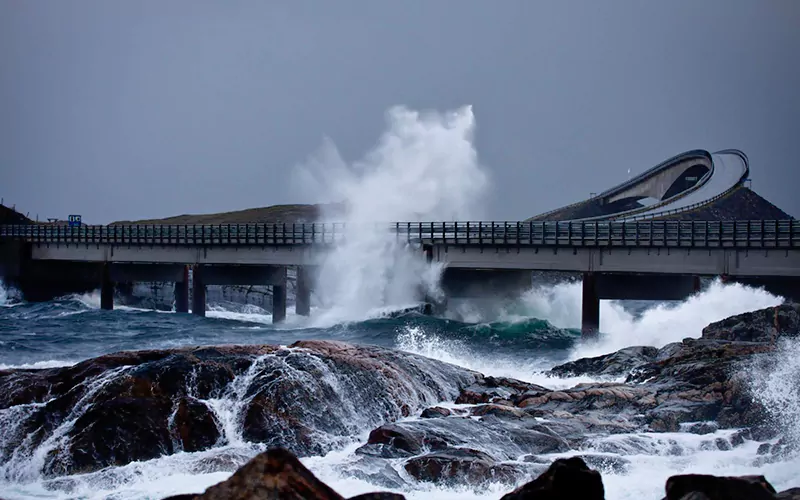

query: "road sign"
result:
(68, 215), (82, 227)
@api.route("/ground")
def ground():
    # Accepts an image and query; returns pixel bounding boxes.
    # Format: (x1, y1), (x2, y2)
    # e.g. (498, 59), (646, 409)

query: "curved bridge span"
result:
(530, 149), (750, 222)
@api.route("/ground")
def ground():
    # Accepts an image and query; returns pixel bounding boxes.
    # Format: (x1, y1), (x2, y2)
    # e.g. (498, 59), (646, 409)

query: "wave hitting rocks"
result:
(157, 447), (799, 500)
(0, 303), (799, 498)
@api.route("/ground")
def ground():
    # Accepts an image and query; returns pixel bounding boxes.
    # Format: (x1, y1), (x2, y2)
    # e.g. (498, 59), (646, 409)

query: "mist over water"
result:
(1, 105), (798, 499)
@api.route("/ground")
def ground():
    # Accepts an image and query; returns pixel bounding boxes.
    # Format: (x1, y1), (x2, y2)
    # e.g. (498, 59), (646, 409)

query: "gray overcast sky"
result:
(1, 0), (798, 223)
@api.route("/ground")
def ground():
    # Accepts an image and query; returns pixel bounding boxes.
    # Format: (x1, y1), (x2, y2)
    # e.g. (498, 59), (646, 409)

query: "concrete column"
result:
(581, 272), (600, 338)
(295, 267), (311, 316)
(192, 264), (206, 317)
(174, 265), (189, 313)
(693, 276), (702, 294)
(272, 284), (287, 323)
(101, 263), (114, 311)
(422, 245), (435, 315)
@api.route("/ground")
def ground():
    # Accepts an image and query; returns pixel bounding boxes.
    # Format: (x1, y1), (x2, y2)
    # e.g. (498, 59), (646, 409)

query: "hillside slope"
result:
(110, 203), (346, 225)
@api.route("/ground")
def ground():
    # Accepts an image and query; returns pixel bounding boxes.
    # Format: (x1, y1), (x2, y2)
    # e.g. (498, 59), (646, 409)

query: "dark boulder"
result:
(499, 456), (604, 499)
(665, 474), (777, 500)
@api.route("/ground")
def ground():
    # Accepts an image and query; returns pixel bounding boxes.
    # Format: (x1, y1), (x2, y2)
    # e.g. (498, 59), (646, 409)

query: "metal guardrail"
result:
(1, 220), (798, 249)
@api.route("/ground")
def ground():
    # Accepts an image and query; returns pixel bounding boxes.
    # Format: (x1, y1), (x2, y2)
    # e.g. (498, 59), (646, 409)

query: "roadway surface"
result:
(616, 149), (749, 220)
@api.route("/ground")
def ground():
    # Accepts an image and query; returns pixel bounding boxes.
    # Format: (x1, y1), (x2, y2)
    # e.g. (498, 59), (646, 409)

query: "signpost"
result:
(68, 215), (82, 228)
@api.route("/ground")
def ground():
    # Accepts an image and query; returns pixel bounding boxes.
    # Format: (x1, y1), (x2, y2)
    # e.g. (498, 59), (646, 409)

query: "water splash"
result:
(293, 105), (490, 325)
(747, 338), (800, 444)
(516, 279), (783, 359)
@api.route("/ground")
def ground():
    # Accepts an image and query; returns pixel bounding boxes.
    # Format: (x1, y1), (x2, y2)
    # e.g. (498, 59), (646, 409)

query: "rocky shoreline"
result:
(0, 303), (798, 499)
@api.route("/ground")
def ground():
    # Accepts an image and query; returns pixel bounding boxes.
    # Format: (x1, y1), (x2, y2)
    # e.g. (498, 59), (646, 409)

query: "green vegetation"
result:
(110, 203), (346, 225)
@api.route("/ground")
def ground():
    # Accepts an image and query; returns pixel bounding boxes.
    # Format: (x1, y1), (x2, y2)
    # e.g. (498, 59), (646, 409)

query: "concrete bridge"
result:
(530, 149), (751, 222)
(1, 219), (798, 335)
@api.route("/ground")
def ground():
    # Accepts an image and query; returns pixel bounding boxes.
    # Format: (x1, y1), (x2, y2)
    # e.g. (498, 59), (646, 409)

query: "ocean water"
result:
(2, 105), (799, 498)
(1, 278), (798, 500)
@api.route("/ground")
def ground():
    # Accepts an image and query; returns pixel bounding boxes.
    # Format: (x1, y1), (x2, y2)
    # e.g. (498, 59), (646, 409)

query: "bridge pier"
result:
(192, 265), (206, 317)
(581, 272), (600, 338)
(101, 263), (114, 311)
(295, 267), (311, 316)
(273, 284), (286, 322)
(174, 265), (189, 313)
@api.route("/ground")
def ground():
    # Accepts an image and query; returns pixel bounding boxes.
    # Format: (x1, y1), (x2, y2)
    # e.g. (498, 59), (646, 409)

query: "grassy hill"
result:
(110, 203), (347, 225)
(0, 204), (32, 224)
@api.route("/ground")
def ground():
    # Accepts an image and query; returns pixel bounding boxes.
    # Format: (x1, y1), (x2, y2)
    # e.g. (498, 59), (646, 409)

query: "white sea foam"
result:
(517, 278), (784, 359)
(0, 360), (77, 370)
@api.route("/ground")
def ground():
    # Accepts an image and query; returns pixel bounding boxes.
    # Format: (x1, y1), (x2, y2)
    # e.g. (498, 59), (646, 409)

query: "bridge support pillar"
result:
(422, 245), (434, 315)
(174, 265), (189, 313)
(295, 267), (311, 316)
(272, 284), (287, 323)
(581, 272), (599, 338)
(101, 263), (114, 311)
(192, 265), (206, 317)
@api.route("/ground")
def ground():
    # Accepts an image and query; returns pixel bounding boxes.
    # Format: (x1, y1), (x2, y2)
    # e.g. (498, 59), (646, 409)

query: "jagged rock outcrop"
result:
(664, 473), (777, 500)
(0, 341), (478, 477)
(500, 456), (605, 499)
(701, 303), (799, 343)
(547, 345), (658, 377)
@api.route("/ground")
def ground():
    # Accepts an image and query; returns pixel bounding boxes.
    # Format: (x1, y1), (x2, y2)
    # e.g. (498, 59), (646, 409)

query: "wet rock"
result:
(456, 377), (548, 406)
(702, 303), (800, 343)
(470, 404), (527, 420)
(0, 341), (479, 477)
(173, 398), (221, 452)
(420, 406), (451, 418)
(730, 429), (752, 447)
(360, 416), (570, 463)
(404, 448), (521, 485)
(777, 488), (800, 499)
(335, 456), (408, 490)
(499, 456), (604, 500)
(358, 423), (449, 458)
(684, 422), (719, 435)
(548, 346), (658, 378)
(665, 473), (777, 500)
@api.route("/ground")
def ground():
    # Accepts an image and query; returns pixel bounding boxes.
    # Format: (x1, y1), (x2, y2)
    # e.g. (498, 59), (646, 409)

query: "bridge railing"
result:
(0, 220), (798, 248)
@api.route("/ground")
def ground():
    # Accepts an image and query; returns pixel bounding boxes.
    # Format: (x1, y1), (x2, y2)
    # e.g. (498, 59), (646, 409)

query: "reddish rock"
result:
(420, 406), (451, 418)
(404, 448), (521, 485)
